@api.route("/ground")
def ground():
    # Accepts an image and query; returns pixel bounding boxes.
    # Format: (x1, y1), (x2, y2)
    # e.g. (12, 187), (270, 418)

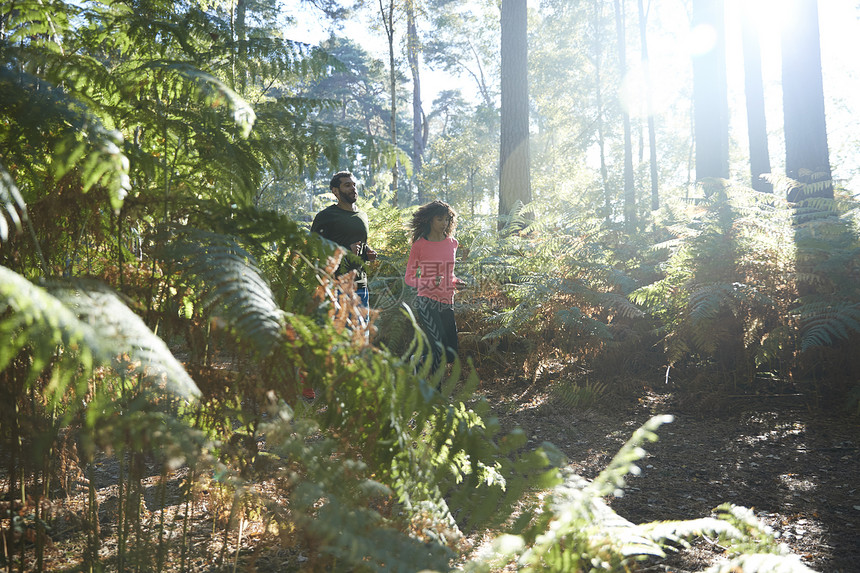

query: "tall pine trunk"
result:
(591, 0), (611, 221)
(692, 0), (730, 182)
(499, 0), (531, 230)
(380, 0), (399, 205)
(781, 0), (832, 201)
(741, 3), (772, 193)
(407, 0), (425, 205)
(638, 0), (659, 210)
(614, 0), (636, 229)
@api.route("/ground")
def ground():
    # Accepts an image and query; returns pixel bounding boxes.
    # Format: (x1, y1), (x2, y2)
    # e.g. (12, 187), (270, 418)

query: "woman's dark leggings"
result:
(413, 295), (458, 371)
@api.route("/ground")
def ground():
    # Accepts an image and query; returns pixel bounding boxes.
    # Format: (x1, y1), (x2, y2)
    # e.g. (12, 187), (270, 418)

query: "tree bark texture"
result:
(741, 3), (773, 193)
(781, 0), (832, 201)
(614, 0), (636, 229)
(380, 0), (398, 205)
(499, 0), (531, 229)
(638, 0), (660, 210)
(591, 0), (611, 221)
(407, 0), (425, 204)
(691, 0), (730, 181)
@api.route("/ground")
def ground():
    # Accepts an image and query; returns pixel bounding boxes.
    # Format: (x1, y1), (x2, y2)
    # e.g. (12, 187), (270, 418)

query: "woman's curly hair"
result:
(409, 200), (457, 243)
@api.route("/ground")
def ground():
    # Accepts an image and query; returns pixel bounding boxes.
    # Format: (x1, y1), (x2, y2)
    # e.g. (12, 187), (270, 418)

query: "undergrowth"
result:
(2, 3), (857, 568)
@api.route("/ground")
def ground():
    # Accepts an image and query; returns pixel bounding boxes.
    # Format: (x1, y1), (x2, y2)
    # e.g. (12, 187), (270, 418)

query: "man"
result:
(311, 171), (377, 308)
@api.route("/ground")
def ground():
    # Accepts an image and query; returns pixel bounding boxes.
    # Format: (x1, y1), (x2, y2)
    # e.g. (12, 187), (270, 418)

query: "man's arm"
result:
(310, 211), (325, 237)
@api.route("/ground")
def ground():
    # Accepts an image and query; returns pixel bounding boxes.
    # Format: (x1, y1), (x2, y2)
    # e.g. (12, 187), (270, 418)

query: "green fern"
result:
(794, 299), (860, 351)
(0, 67), (131, 212)
(0, 0), (343, 217)
(551, 379), (607, 410)
(702, 554), (816, 573)
(467, 416), (815, 573)
(140, 61), (255, 136)
(697, 504), (817, 572)
(0, 266), (103, 396)
(555, 306), (614, 339)
(155, 226), (286, 357)
(0, 162), (26, 243)
(151, 222), (564, 540)
(53, 280), (200, 397)
(0, 267), (199, 402)
(257, 398), (455, 571)
(631, 185), (794, 380)
(466, 416), (679, 572)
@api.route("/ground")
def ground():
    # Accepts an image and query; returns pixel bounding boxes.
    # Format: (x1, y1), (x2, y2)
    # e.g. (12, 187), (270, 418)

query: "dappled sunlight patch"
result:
(737, 413), (807, 447)
(512, 390), (551, 413)
(778, 473), (817, 493)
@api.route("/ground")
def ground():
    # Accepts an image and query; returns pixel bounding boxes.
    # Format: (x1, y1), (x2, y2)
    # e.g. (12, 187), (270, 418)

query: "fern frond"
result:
(9, 43), (117, 108)
(641, 517), (744, 551)
(551, 379), (607, 410)
(258, 399), (456, 571)
(155, 226), (286, 358)
(236, 37), (342, 80)
(136, 61), (255, 136)
(0, 267), (199, 402)
(0, 162), (26, 243)
(473, 420), (816, 572)
(49, 279), (200, 399)
(792, 198), (840, 223)
(795, 300), (860, 351)
(0, 67), (130, 212)
(696, 504), (817, 572)
(0, 267), (102, 395)
(483, 416), (746, 572)
(499, 200), (529, 234)
(555, 307), (613, 339)
(583, 260), (640, 294)
(588, 414), (674, 498)
(689, 282), (774, 322)
(762, 172), (801, 197)
(602, 292), (646, 319)
(687, 283), (732, 322)
(629, 277), (676, 310)
(515, 469), (668, 568)
(4, 1), (74, 48)
(481, 302), (536, 340)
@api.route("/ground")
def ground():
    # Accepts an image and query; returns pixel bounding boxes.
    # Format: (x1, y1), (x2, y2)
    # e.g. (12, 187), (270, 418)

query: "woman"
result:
(405, 200), (466, 372)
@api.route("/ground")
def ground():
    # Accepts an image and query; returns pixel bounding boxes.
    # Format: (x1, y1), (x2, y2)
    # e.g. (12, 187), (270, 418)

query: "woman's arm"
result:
(404, 242), (421, 288)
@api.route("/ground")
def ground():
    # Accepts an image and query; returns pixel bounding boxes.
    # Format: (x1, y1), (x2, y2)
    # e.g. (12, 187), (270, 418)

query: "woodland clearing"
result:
(481, 373), (860, 573)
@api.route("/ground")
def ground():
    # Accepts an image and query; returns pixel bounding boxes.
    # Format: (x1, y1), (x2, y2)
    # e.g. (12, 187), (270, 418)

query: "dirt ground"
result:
(479, 376), (860, 573)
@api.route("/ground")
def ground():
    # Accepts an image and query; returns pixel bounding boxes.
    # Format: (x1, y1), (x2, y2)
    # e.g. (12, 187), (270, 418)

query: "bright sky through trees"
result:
(728, 0), (859, 189)
(284, 0), (860, 191)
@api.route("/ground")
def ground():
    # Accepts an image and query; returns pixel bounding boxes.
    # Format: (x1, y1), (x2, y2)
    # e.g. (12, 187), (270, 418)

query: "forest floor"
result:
(5, 370), (859, 572)
(478, 373), (860, 573)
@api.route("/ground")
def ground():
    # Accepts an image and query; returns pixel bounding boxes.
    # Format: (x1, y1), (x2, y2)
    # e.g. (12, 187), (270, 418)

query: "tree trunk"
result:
(638, 0), (659, 210)
(741, 2), (773, 193)
(407, 0), (425, 205)
(380, 0), (399, 205)
(692, 0), (730, 181)
(591, 0), (611, 222)
(498, 0), (531, 230)
(236, 0), (246, 58)
(614, 0), (636, 229)
(781, 0), (832, 201)
(231, 0), (247, 91)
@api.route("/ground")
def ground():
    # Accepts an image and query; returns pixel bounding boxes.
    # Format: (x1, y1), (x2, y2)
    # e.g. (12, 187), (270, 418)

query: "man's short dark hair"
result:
(330, 171), (354, 190)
